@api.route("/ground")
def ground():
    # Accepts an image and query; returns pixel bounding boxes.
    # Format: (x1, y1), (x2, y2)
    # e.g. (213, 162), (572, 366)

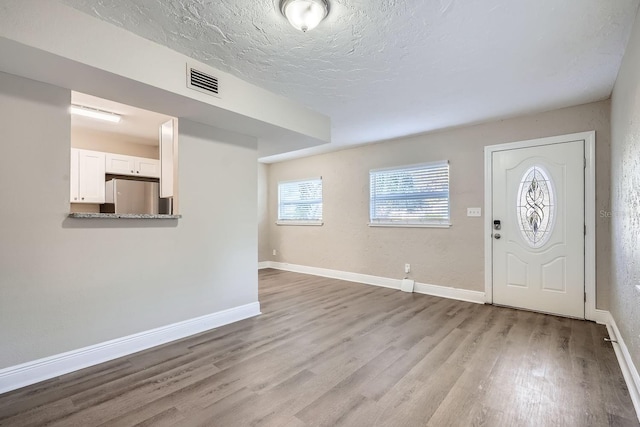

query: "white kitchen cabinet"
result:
(136, 157), (160, 178)
(160, 119), (175, 198)
(105, 153), (160, 178)
(70, 148), (106, 203)
(105, 153), (134, 176)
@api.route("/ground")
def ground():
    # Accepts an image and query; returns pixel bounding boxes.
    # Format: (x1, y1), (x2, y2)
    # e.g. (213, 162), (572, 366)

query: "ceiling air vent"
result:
(187, 64), (219, 97)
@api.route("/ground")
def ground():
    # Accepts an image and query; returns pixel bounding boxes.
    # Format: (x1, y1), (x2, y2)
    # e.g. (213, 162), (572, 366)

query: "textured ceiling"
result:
(63, 0), (639, 161)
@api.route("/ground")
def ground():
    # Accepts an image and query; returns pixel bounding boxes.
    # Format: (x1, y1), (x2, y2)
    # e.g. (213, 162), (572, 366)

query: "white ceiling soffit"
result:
(64, 0), (639, 162)
(0, 0), (331, 159)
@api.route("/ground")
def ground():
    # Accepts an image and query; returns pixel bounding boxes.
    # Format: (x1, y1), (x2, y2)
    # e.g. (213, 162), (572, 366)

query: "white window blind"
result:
(278, 178), (323, 223)
(370, 161), (450, 226)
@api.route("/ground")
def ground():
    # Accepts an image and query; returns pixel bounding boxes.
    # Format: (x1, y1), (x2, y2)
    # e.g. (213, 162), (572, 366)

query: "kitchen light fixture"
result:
(70, 105), (121, 123)
(280, 0), (329, 32)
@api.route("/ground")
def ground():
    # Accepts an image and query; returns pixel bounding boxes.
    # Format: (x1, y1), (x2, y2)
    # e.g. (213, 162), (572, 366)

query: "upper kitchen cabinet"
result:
(105, 153), (160, 178)
(70, 148), (106, 204)
(160, 119), (177, 199)
(70, 92), (178, 215)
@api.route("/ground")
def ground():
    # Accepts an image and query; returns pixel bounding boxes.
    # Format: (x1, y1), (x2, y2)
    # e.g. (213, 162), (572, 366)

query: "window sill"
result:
(368, 222), (451, 229)
(276, 221), (323, 226)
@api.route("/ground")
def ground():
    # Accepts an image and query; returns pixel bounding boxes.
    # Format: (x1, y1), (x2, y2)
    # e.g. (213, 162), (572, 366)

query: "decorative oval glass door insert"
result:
(516, 166), (555, 248)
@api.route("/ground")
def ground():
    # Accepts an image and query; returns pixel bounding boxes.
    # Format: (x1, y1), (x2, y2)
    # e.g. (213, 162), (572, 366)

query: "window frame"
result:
(276, 177), (324, 226)
(369, 160), (451, 228)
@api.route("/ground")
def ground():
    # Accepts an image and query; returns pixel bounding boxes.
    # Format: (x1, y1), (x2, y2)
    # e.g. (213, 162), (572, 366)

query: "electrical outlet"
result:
(405, 263), (411, 274)
(272, 249), (277, 256)
(467, 207), (482, 217)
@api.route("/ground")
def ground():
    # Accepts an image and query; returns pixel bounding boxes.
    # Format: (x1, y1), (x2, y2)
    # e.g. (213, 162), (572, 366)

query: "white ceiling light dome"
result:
(280, 0), (329, 32)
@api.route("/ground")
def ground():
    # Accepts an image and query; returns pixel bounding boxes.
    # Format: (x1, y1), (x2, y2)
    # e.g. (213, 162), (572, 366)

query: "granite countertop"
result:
(68, 213), (181, 219)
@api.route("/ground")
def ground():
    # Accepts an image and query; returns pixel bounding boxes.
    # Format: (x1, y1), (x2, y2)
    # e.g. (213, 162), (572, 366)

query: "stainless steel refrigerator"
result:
(101, 179), (170, 214)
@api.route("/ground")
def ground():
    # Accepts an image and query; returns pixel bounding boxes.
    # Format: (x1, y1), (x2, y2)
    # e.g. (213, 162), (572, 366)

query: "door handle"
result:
(494, 233), (501, 239)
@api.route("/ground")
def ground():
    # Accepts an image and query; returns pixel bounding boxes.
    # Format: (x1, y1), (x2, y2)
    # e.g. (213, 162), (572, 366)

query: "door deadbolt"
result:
(493, 220), (501, 230)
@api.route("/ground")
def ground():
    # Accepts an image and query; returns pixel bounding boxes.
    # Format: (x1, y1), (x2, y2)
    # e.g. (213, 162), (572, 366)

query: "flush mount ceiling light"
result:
(70, 105), (121, 123)
(280, 0), (329, 32)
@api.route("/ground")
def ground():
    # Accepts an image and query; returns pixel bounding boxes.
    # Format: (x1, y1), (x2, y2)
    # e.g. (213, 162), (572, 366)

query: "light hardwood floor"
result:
(0, 269), (637, 426)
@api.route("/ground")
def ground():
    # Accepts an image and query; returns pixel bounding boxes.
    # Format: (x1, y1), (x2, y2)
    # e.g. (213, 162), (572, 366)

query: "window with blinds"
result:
(277, 178), (323, 224)
(369, 161), (450, 226)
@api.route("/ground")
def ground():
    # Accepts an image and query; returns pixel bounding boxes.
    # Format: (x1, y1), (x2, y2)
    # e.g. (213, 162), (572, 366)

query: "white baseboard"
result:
(592, 308), (611, 325)
(258, 261), (270, 270)
(413, 282), (486, 304)
(265, 261), (485, 304)
(599, 310), (640, 422)
(268, 261), (400, 290)
(0, 302), (261, 395)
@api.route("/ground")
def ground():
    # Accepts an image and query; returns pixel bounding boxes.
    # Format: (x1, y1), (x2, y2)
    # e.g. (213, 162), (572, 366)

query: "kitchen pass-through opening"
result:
(69, 92), (179, 216)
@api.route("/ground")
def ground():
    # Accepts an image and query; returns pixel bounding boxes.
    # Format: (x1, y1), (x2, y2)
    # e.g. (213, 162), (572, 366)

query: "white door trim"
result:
(484, 131), (596, 321)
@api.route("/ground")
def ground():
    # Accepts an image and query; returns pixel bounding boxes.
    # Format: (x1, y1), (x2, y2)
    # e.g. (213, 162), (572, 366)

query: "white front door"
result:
(491, 140), (584, 318)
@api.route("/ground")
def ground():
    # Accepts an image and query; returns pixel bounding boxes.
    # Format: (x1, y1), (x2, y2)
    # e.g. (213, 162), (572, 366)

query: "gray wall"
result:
(264, 100), (611, 308)
(610, 8), (640, 372)
(258, 162), (271, 262)
(0, 72), (258, 368)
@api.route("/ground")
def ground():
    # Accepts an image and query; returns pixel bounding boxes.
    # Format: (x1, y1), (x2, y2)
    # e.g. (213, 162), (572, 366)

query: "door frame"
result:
(483, 131), (596, 321)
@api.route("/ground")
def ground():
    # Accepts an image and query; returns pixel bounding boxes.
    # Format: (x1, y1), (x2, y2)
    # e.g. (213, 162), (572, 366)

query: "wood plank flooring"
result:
(0, 269), (637, 426)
